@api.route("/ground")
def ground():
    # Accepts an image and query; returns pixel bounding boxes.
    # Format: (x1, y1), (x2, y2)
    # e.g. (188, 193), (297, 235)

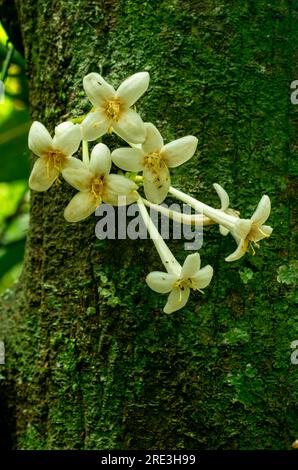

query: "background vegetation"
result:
(0, 23), (29, 293)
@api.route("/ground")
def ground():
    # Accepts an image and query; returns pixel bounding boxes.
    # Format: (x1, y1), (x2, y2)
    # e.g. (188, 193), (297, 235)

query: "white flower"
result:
(28, 121), (81, 191)
(81, 71), (149, 143)
(146, 253), (213, 314)
(169, 186), (273, 262)
(62, 143), (138, 222)
(112, 123), (198, 204)
(226, 195), (273, 262)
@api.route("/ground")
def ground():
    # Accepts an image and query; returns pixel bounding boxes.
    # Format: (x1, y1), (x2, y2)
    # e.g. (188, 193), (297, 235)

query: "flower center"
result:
(144, 152), (163, 173)
(90, 176), (104, 200)
(174, 278), (194, 290)
(104, 98), (122, 121)
(45, 150), (67, 174)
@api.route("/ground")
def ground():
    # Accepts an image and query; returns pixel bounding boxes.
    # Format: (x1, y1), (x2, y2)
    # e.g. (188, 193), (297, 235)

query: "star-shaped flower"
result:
(62, 143), (138, 222)
(226, 195), (273, 261)
(146, 253), (213, 314)
(81, 72), (149, 143)
(28, 121), (81, 191)
(112, 123), (198, 204)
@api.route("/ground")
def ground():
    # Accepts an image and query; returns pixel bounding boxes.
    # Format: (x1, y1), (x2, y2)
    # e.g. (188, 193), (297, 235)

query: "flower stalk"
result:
(137, 198), (181, 276)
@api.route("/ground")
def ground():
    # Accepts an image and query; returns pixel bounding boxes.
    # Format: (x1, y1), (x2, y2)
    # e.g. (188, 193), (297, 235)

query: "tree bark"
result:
(0, 0), (297, 450)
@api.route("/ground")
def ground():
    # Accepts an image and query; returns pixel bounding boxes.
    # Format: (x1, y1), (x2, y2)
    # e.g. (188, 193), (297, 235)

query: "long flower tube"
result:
(169, 186), (240, 231)
(137, 197), (181, 276)
(142, 198), (213, 227)
(169, 186), (273, 261)
(142, 183), (236, 231)
(137, 198), (213, 313)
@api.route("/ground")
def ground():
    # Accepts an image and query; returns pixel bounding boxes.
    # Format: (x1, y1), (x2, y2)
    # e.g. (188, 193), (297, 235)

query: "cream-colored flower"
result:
(62, 143), (138, 222)
(169, 187), (273, 262)
(112, 123), (198, 204)
(146, 253), (213, 314)
(28, 121), (81, 191)
(81, 72), (149, 143)
(226, 195), (273, 262)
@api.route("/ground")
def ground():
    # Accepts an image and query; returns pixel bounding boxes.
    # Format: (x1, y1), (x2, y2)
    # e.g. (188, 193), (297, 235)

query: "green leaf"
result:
(0, 237), (25, 278)
(0, 107), (30, 182)
(239, 267), (254, 284)
(0, 44), (25, 69)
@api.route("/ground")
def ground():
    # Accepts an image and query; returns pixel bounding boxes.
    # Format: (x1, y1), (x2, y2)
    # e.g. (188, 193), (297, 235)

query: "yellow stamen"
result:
(258, 227), (269, 238)
(144, 152), (163, 174)
(104, 98), (122, 121)
(45, 150), (66, 174)
(90, 176), (104, 200)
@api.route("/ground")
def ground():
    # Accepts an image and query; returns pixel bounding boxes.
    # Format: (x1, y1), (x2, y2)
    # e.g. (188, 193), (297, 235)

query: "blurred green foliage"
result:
(0, 23), (29, 292)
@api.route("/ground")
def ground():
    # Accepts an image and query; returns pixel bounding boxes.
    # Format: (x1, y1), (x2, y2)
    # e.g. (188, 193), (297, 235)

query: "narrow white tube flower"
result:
(28, 121), (82, 191)
(81, 71), (149, 143)
(146, 253), (213, 314)
(226, 195), (273, 262)
(112, 123), (198, 204)
(137, 198), (213, 313)
(137, 197), (181, 275)
(169, 187), (273, 262)
(142, 198), (211, 226)
(62, 143), (138, 222)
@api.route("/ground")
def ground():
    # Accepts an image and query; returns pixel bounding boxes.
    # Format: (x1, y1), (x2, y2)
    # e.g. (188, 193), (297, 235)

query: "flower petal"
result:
(143, 163), (170, 204)
(181, 253), (201, 278)
(219, 225), (230, 236)
(111, 147), (144, 172)
(253, 224), (273, 242)
(112, 109), (146, 144)
(64, 191), (99, 223)
(53, 123), (81, 156)
(102, 174), (138, 205)
(89, 143), (111, 177)
(28, 121), (53, 157)
(29, 157), (59, 191)
(161, 136), (198, 168)
(163, 287), (190, 314)
(213, 183), (229, 211)
(251, 195), (271, 226)
(146, 271), (177, 293)
(233, 219), (252, 239)
(83, 72), (115, 107)
(54, 121), (75, 137)
(115, 71), (150, 107)
(62, 158), (92, 191)
(142, 122), (164, 154)
(225, 239), (249, 262)
(192, 265), (213, 290)
(81, 110), (110, 141)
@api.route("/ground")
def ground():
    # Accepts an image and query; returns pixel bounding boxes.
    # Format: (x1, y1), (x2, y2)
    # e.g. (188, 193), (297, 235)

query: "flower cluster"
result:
(28, 71), (273, 313)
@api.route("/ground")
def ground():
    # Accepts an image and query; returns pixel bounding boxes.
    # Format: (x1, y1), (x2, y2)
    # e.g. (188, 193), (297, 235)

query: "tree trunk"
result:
(0, 0), (297, 450)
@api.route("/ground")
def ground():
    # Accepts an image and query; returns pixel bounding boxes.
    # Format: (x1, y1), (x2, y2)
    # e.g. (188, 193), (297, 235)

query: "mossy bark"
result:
(0, 0), (297, 450)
